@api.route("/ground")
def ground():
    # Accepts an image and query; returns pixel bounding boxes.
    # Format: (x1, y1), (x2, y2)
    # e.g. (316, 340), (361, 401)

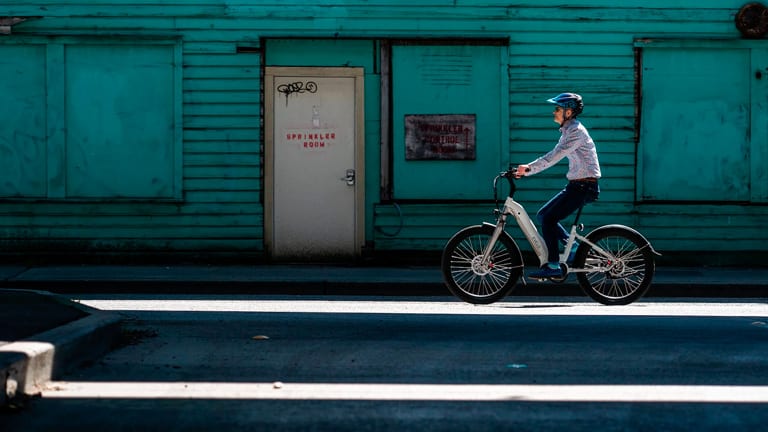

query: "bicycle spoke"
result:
(579, 233), (651, 302)
(442, 227), (523, 303)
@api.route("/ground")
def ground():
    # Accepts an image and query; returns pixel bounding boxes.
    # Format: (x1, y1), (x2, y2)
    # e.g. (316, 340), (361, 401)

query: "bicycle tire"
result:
(441, 225), (523, 304)
(572, 226), (656, 305)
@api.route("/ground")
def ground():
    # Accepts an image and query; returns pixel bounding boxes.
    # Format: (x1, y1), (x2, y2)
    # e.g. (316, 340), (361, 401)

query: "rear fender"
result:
(585, 224), (662, 256)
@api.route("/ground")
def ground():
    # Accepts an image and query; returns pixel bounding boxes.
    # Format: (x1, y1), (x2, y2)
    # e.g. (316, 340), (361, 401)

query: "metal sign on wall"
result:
(405, 114), (476, 160)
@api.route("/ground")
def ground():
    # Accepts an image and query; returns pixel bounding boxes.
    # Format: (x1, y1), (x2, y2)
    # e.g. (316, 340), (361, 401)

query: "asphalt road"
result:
(3, 295), (768, 431)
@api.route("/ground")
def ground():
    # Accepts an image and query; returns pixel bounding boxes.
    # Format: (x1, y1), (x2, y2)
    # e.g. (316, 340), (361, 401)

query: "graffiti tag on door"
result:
(277, 81), (318, 105)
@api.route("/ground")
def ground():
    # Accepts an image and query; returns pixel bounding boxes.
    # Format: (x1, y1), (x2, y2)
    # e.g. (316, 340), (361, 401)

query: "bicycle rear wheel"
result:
(441, 225), (523, 304)
(573, 226), (655, 305)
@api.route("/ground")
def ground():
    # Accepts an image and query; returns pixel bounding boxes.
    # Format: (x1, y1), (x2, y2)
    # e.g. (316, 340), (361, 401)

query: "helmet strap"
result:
(560, 108), (574, 127)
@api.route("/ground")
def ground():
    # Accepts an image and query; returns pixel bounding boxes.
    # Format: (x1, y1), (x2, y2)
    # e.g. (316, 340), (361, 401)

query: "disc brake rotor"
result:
(471, 256), (491, 276)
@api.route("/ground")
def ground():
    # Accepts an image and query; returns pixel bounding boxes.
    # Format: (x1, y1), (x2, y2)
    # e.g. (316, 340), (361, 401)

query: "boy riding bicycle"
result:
(515, 93), (601, 279)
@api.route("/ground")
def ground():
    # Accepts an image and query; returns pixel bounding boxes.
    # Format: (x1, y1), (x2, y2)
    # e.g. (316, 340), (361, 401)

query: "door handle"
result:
(340, 169), (355, 186)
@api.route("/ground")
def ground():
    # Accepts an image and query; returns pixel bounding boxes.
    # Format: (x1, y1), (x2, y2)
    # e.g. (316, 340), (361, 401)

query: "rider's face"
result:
(553, 106), (567, 124)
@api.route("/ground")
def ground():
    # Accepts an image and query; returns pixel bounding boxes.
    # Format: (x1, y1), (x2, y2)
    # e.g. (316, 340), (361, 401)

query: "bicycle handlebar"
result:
(502, 170), (516, 198)
(496, 166), (526, 199)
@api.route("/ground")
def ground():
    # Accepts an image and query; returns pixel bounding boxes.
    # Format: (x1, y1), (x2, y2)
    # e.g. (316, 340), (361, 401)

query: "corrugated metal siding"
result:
(1, 3), (265, 257)
(0, 0), (762, 259)
(180, 39), (263, 255)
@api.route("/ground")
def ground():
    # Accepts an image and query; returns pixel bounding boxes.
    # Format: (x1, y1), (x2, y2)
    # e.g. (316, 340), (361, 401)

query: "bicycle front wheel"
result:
(441, 225), (523, 304)
(573, 227), (656, 305)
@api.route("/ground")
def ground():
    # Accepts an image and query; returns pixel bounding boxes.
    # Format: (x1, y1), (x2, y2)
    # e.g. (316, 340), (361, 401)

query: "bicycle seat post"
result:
(572, 204), (585, 226)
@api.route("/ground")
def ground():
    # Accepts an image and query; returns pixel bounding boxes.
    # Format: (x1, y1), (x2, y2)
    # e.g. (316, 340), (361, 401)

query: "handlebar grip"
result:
(505, 166), (530, 178)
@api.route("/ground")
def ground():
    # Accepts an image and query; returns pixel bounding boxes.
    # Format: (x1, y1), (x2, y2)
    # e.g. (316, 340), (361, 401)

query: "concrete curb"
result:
(3, 279), (768, 299)
(2, 265), (768, 297)
(0, 292), (122, 407)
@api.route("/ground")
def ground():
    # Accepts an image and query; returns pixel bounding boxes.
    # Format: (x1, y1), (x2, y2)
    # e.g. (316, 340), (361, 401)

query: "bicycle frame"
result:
(487, 192), (624, 274)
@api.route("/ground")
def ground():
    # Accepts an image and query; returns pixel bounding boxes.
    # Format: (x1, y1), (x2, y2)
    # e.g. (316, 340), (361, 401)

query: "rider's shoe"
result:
(529, 263), (563, 279)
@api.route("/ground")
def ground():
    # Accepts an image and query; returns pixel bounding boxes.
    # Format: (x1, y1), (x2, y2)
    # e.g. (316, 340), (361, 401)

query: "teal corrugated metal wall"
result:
(0, 1), (763, 261)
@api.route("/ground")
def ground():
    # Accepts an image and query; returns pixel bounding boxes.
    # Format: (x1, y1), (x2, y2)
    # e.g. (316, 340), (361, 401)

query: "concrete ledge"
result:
(2, 265), (768, 298)
(0, 299), (122, 407)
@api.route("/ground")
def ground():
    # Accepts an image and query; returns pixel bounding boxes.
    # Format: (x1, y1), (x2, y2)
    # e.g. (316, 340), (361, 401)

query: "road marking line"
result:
(42, 382), (768, 403)
(76, 299), (768, 317)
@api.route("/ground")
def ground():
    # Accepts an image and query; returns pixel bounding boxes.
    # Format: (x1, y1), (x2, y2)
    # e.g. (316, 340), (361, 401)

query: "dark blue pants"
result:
(536, 180), (600, 263)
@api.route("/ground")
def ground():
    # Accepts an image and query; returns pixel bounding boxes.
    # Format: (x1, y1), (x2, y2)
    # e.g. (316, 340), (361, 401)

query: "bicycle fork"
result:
(478, 218), (508, 270)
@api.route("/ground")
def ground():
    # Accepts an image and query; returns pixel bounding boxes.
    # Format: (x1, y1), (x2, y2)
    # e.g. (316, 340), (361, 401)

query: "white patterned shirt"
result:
(525, 119), (601, 180)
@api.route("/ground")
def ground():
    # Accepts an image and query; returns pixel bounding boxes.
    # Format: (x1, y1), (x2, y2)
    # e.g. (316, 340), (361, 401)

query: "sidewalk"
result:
(1, 264), (767, 407)
(4, 264), (768, 295)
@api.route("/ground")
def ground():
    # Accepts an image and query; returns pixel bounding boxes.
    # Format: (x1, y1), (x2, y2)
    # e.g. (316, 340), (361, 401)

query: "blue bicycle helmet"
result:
(547, 93), (584, 116)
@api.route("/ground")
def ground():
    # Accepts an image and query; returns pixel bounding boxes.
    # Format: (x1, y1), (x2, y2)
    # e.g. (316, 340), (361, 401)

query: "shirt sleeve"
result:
(525, 127), (583, 176)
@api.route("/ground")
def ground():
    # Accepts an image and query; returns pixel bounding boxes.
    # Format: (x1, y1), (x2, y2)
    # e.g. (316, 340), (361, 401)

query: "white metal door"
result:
(265, 67), (364, 260)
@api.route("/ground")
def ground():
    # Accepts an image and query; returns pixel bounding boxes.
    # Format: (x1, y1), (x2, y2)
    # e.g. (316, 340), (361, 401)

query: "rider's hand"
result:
(515, 164), (530, 178)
